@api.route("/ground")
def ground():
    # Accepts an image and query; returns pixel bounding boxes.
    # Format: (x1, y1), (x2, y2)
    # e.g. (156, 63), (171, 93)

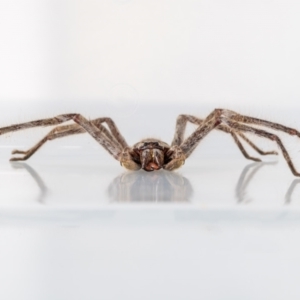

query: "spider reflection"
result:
(285, 179), (300, 204)
(107, 170), (193, 202)
(10, 162), (48, 203)
(11, 162), (300, 205)
(235, 161), (277, 203)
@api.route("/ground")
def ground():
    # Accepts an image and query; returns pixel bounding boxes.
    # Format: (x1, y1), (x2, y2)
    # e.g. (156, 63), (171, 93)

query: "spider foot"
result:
(248, 157), (262, 162)
(10, 148), (32, 161)
(10, 156), (28, 161)
(263, 150), (278, 155)
(11, 149), (27, 155)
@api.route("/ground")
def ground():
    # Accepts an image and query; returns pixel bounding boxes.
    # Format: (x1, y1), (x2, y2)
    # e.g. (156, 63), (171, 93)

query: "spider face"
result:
(140, 148), (164, 171)
(132, 139), (170, 172)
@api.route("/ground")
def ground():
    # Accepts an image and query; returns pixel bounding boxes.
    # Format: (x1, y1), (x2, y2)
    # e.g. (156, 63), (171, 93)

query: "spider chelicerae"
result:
(0, 108), (299, 176)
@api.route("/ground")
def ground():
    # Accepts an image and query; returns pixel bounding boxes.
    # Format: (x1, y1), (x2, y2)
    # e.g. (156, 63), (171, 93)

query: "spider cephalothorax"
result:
(0, 109), (300, 176)
(119, 139), (185, 171)
(131, 139), (170, 171)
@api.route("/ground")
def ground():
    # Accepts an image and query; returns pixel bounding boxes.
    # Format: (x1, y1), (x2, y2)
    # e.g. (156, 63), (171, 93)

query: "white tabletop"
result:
(0, 107), (300, 300)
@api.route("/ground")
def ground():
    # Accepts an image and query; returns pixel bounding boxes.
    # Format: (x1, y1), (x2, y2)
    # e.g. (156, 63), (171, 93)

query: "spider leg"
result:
(10, 117), (129, 161)
(10, 124), (85, 161)
(172, 114), (277, 160)
(175, 109), (299, 175)
(230, 131), (261, 162)
(172, 115), (202, 146)
(226, 120), (300, 176)
(217, 108), (300, 175)
(92, 118), (128, 148)
(230, 112), (300, 137)
(237, 132), (278, 156)
(3, 114), (122, 161)
(164, 110), (222, 170)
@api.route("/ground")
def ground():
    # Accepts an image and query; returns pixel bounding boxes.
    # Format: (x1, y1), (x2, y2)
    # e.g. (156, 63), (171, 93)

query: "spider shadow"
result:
(235, 161), (278, 204)
(10, 162), (48, 204)
(107, 170), (193, 203)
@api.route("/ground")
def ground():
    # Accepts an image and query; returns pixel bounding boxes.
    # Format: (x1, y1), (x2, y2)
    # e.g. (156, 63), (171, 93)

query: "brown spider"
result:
(0, 108), (299, 175)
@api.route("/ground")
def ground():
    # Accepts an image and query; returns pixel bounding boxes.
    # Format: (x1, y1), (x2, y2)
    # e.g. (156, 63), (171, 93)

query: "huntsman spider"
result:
(0, 109), (299, 175)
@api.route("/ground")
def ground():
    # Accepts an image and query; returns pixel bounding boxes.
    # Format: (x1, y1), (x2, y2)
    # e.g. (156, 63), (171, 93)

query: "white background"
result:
(1, 1), (300, 300)
(1, 0), (300, 109)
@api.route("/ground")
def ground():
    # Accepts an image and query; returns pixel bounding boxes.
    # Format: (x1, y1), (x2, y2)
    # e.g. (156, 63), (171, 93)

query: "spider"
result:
(0, 108), (299, 175)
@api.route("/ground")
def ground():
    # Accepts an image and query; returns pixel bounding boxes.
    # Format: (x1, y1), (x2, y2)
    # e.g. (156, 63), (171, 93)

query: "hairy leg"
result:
(10, 117), (128, 161)
(3, 114), (122, 161)
(211, 108), (300, 138)
(226, 120), (300, 176)
(164, 110), (221, 170)
(10, 124), (85, 161)
(93, 118), (128, 148)
(237, 132), (278, 156)
(176, 109), (299, 176)
(230, 132), (261, 162)
(172, 114), (277, 160)
(229, 111), (300, 137)
(220, 108), (300, 175)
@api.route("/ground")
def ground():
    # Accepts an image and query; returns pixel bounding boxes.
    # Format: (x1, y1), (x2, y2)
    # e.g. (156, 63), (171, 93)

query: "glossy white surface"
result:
(1, 108), (300, 299)
(2, 0), (300, 297)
